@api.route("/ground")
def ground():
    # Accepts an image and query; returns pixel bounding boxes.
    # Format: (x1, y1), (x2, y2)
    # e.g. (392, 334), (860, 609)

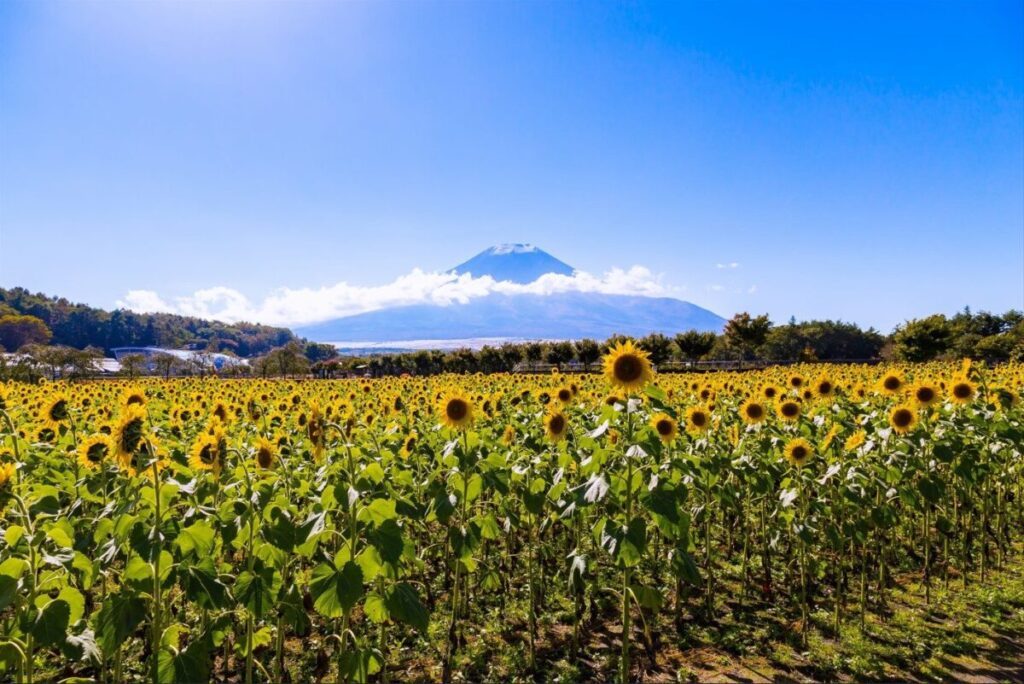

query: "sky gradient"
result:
(1, 0), (1022, 332)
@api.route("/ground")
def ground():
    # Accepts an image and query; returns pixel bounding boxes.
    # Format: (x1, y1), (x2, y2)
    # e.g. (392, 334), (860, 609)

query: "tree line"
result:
(0, 287), (336, 360)
(2, 284), (1020, 380)
(307, 309), (1023, 378)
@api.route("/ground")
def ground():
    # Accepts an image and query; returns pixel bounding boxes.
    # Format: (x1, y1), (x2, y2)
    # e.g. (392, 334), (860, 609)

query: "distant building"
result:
(110, 346), (247, 372)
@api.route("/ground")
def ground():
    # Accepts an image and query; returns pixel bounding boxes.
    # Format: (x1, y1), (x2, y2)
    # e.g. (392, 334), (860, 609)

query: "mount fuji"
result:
(297, 245), (725, 348)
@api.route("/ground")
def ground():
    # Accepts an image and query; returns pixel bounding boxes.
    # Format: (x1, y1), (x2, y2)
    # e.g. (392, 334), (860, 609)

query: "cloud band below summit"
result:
(117, 266), (672, 327)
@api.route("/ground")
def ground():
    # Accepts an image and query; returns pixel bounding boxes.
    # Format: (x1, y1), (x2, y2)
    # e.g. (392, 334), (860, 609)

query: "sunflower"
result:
(844, 429), (867, 452)
(888, 405), (917, 434)
(602, 341), (654, 392)
(760, 384), (780, 401)
(814, 376), (835, 399)
(501, 424), (516, 446)
(121, 386), (146, 408)
(880, 372), (903, 394)
(777, 399), (801, 423)
(651, 413), (678, 443)
(40, 394), (70, 431)
(211, 401), (231, 425)
(950, 379), (976, 404)
(78, 434), (111, 470)
(112, 404), (147, 463)
(545, 409), (569, 442)
(124, 436), (165, 478)
(401, 433), (418, 458)
(308, 403), (326, 459)
(438, 391), (474, 430)
(556, 387), (574, 404)
(190, 432), (222, 473)
(255, 436), (276, 469)
(784, 438), (814, 467)
(821, 424), (840, 451)
(739, 398), (767, 424)
(992, 386), (1019, 411)
(911, 382), (939, 407)
(0, 462), (14, 489)
(684, 405), (711, 434)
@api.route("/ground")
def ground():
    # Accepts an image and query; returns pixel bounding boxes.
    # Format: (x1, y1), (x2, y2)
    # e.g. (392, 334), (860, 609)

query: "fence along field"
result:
(0, 343), (1022, 682)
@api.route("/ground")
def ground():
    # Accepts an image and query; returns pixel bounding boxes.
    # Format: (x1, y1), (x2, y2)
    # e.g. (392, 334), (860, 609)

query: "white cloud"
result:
(747, 285), (758, 294)
(715, 262), (740, 270)
(117, 266), (671, 327)
(706, 284), (725, 292)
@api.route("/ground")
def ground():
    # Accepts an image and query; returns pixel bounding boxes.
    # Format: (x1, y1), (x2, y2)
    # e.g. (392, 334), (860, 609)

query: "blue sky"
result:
(1, 0), (1021, 332)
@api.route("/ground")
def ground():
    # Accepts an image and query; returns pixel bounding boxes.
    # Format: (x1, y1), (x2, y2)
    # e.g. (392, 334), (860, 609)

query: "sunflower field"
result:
(1, 343), (1023, 682)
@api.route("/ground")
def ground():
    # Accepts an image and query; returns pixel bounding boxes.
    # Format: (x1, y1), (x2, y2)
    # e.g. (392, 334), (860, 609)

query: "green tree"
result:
(544, 341), (575, 367)
(674, 330), (717, 360)
(524, 342), (544, 364)
(637, 333), (674, 366)
(891, 315), (953, 361)
(574, 339), (601, 371)
(0, 314), (51, 351)
(119, 353), (148, 379)
(723, 313), (772, 359)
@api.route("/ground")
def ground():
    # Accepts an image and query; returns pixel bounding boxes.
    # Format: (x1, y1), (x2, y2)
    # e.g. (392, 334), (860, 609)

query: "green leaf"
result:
(630, 584), (664, 610)
(32, 598), (71, 647)
(465, 473), (483, 503)
(598, 517), (647, 568)
(73, 551), (96, 590)
(310, 561), (364, 618)
(917, 476), (943, 504)
(338, 647), (381, 683)
(182, 563), (230, 610)
(58, 586), (86, 625)
(0, 557), (27, 579)
(175, 520), (216, 558)
(477, 513), (502, 541)
(47, 523), (74, 550)
(158, 637), (210, 684)
(645, 385), (668, 404)
(355, 547), (382, 582)
(95, 594), (147, 655)
(0, 575), (17, 612)
(235, 567), (278, 619)
(124, 555), (153, 589)
(432, 491), (456, 524)
(364, 592), (389, 624)
(4, 524), (25, 547)
(359, 498), (397, 526)
(361, 462), (385, 484)
(368, 519), (404, 565)
(671, 548), (702, 585)
(385, 583), (429, 633)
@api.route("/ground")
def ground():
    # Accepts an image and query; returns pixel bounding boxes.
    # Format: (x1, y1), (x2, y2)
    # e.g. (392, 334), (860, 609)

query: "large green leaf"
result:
(310, 561), (364, 618)
(359, 498), (397, 525)
(385, 582), (429, 633)
(58, 586), (85, 625)
(32, 598), (71, 647)
(175, 520), (216, 558)
(94, 594), (146, 654)
(158, 638), (210, 684)
(368, 519), (404, 565)
(234, 566), (279, 619)
(182, 562), (230, 610)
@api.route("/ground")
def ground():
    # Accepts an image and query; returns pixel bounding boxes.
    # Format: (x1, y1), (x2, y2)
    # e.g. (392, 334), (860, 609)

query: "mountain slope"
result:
(450, 244), (574, 283)
(297, 292), (725, 342)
